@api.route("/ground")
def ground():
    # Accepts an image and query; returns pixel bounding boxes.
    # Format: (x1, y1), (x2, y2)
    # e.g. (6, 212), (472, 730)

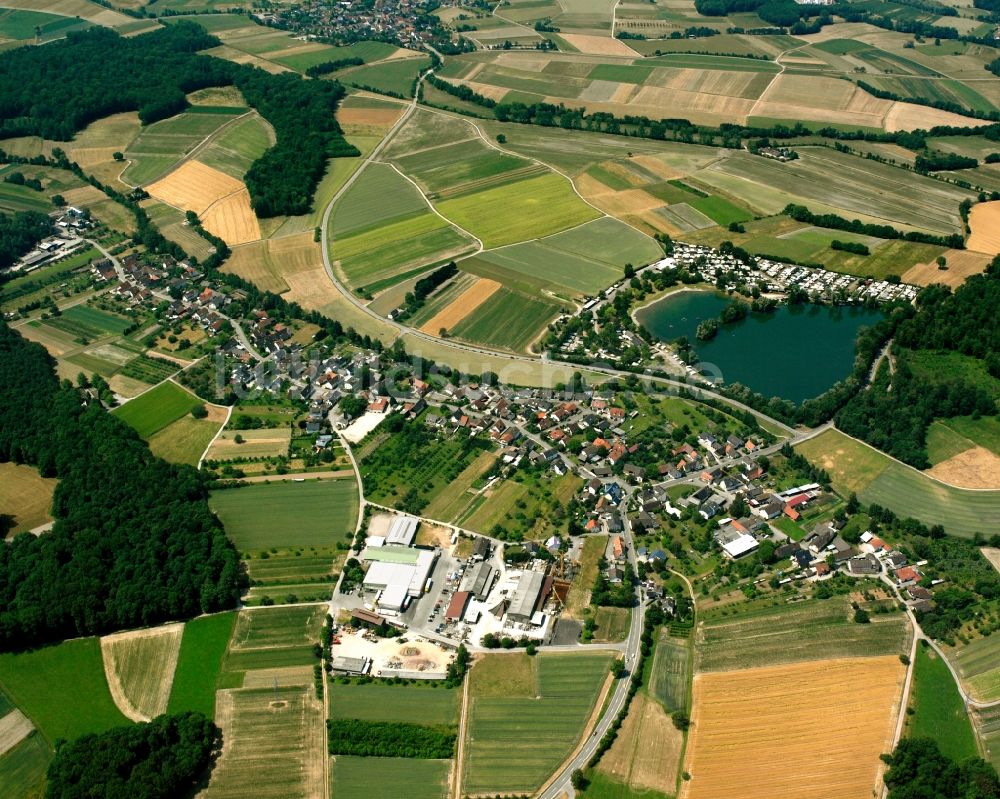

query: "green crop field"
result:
(167, 612), (236, 718)
(578, 771), (672, 799)
(123, 109), (243, 184)
(391, 137), (533, 196)
(796, 428), (1000, 538)
(204, 685), (325, 799)
(341, 56), (431, 97)
(436, 172), (600, 248)
(0, 183), (53, 214)
(332, 756), (450, 799)
(224, 605), (326, 674)
(0, 638), (129, 745)
(977, 704), (1000, 774)
(648, 632), (690, 712)
(209, 478), (359, 550)
(197, 114), (272, 179)
(327, 683), (459, 726)
(46, 304), (131, 339)
(331, 163), (427, 237)
(449, 287), (562, 351)
(335, 211), (474, 288)
(907, 644), (978, 761)
(0, 731), (50, 799)
(464, 651), (613, 794)
(461, 469), (581, 540)
(588, 63), (653, 84)
(112, 380), (202, 438)
(696, 597), (911, 671)
(467, 216), (661, 298)
(950, 635), (1000, 703)
(119, 353), (179, 384)
(0, 9), (90, 41)
(592, 606), (631, 643)
(688, 195), (753, 226)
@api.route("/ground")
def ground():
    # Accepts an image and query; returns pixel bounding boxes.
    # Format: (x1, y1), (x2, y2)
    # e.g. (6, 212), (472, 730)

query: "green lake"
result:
(635, 290), (885, 403)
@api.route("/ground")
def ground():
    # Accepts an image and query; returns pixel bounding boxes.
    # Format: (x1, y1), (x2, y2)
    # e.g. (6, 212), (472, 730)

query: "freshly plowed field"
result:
(419, 277), (501, 334)
(683, 657), (905, 799)
(146, 160), (244, 214)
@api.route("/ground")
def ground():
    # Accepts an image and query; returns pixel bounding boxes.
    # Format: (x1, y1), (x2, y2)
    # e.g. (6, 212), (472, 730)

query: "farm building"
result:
(386, 515), (419, 547)
(507, 570), (547, 623)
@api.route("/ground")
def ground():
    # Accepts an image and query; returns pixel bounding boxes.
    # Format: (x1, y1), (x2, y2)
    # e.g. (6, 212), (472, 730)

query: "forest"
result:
(0, 23), (357, 218)
(326, 719), (456, 758)
(45, 712), (219, 799)
(0, 321), (245, 650)
(882, 738), (998, 799)
(835, 260), (1000, 467)
(0, 210), (52, 270)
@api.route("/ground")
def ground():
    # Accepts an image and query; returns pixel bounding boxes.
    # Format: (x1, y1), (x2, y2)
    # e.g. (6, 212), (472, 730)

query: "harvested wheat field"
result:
(0, 462), (57, 537)
(201, 190), (261, 245)
(224, 232), (321, 294)
(419, 277), (501, 334)
(147, 160), (244, 212)
(902, 248), (990, 287)
(206, 428), (292, 461)
(336, 106), (406, 128)
(885, 102), (988, 133)
(966, 201), (1000, 255)
(0, 711), (34, 757)
(683, 656), (905, 799)
(630, 155), (682, 181)
(558, 33), (637, 56)
(100, 623), (184, 722)
(600, 693), (682, 794)
(982, 547), (1000, 575)
(926, 447), (1000, 490)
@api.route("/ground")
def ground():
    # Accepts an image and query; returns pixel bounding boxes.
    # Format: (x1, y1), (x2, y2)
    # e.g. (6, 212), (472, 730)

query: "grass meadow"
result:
(167, 611), (237, 718)
(112, 380), (202, 438)
(147, 414), (222, 466)
(906, 643), (978, 762)
(464, 651), (612, 794)
(0, 638), (129, 744)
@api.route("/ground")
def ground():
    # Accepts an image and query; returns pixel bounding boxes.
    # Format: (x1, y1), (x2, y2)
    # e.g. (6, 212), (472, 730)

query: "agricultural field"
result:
(206, 428), (292, 461)
(948, 634), (1000, 703)
(209, 479), (358, 551)
(463, 651), (613, 794)
(340, 55), (432, 97)
(0, 638), (129, 745)
(202, 685), (325, 799)
(123, 108), (247, 186)
(45, 304), (131, 340)
(796, 428), (1000, 538)
(598, 692), (681, 797)
(326, 683), (459, 726)
(331, 756), (451, 799)
(976, 704), (1000, 774)
(223, 605), (326, 675)
(448, 287), (563, 352)
(147, 410), (226, 467)
(905, 643), (978, 762)
(328, 162), (476, 292)
(591, 607), (631, 643)
(196, 113), (272, 179)
(100, 624), (184, 721)
(436, 172), (600, 248)
(683, 656), (905, 799)
(167, 611), (237, 719)
(465, 216), (661, 299)
(696, 596), (911, 671)
(0, 8), (91, 45)
(0, 463), (56, 537)
(420, 450), (498, 522)
(648, 632), (691, 713)
(565, 535), (607, 617)
(112, 380), (202, 438)
(0, 731), (50, 799)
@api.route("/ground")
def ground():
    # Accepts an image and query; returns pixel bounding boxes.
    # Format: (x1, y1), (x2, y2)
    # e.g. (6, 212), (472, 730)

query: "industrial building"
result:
(461, 561), (494, 601)
(385, 515), (418, 547)
(445, 591), (471, 621)
(507, 570), (547, 623)
(330, 655), (371, 675)
(362, 548), (437, 613)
